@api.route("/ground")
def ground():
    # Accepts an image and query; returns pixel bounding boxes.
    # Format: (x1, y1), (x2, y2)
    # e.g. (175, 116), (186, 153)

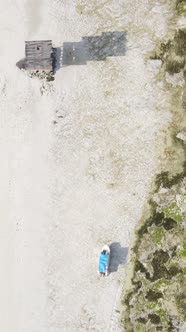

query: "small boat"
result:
(98, 245), (110, 276)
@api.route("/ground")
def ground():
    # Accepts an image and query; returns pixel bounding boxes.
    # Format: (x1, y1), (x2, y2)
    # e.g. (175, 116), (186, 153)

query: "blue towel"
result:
(99, 254), (109, 272)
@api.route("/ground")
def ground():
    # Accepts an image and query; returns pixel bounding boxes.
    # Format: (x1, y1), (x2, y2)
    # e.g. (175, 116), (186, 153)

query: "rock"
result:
(176, 131), (186, 141)
(165, 71), (185, 87)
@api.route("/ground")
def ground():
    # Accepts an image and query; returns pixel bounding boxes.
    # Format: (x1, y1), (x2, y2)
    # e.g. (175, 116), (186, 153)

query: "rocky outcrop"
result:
(122, 3), (186, 331)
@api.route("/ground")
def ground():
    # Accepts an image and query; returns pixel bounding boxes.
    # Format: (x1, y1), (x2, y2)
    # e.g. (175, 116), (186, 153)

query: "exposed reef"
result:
(122, 3), (186, 331)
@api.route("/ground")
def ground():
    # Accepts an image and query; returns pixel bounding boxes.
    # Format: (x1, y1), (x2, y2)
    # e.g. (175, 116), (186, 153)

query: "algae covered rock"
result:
(121, 5), (186, 332)
(122, 180), (186, 331)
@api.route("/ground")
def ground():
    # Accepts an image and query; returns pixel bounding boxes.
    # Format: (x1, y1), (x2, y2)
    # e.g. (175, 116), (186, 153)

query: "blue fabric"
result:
(99, 254), (109, 272)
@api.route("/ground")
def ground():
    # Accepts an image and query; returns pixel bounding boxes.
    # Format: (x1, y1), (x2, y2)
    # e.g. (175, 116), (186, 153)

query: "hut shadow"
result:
(53, 31), (127, 72)
(109, 242), (128, 273)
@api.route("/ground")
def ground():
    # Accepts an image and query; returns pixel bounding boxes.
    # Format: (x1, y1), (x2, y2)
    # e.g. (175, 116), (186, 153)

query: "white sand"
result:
(0, 1), (174, 331)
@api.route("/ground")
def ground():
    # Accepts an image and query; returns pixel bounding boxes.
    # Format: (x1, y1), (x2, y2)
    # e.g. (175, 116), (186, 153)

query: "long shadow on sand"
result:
(109, 242), (128, 273)
(53, 31), (127, 71)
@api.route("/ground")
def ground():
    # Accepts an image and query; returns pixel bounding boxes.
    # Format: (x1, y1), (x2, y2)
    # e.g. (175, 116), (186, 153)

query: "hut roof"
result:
(25, 40), (53, 72)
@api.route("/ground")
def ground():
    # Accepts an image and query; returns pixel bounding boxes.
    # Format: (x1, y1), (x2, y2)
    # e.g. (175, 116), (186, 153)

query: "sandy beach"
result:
(0, 1), (174, 331)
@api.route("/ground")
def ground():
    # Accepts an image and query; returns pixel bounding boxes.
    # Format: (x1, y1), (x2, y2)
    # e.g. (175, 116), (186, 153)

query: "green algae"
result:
(135, 324), (144, 332)
(156, 309), (169, 324)
(177, 2), (186, 14)
(163, 203), (183, 223)
(146, 301), (162, 311)
(152, 279), (171, 292)
(150, 226), (165, 245)
(176, 294), (186, 320)
(179, 243), (186, 257)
